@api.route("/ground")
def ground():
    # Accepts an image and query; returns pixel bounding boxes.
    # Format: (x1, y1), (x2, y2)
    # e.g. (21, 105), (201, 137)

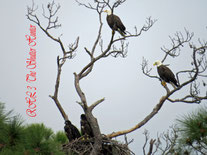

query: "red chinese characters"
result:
(25, 25), (37, 117)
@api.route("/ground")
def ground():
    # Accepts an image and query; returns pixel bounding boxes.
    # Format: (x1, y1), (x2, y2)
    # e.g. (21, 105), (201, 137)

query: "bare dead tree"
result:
(142, 130), (156, 155)
(142, 29), (207, 101)
(26, 0), (79, 121)
(26, 0), (207, 154)
(25, 0), (207, 154)
(142, 126), (180, 155)
(106, 32), (206, 140)
(138, 30), (207, 154)
(26, 0), (155, 154)
(73, 0), (155, 154)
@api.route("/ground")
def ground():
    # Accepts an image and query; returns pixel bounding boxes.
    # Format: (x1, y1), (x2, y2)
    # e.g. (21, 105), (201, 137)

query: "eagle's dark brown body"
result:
(64, 120), (81, 142)
(80, 114), (94, 138)
(157, 65), (178, 87)
(106, 14), (126, 35)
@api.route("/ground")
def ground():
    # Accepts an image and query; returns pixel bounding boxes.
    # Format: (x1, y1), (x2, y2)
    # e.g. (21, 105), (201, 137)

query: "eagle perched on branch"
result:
(104, 9), (126, 37)
(153, 60), (178, 88)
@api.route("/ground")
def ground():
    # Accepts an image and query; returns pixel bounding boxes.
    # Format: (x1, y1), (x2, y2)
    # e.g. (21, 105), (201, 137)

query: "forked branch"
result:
(107, 95), (167, 138)
(108, 30), (207, 139)
(27, 1), (79, 121)
(161, 29), (194, 63)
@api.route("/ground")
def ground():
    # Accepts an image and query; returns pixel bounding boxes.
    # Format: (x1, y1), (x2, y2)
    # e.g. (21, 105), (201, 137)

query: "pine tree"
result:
(177, 105), (207, 154)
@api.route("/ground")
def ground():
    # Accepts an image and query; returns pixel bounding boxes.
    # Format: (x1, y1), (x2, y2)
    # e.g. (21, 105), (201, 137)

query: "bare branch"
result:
(49, 37), (79, 121)
(74, 73), (88, 108)
(91, 7), (104, 56)
(142, 126), (180, 155)
(89, 98), (105, 111)
(168, 42), (207, 104)
(124, 134), (134, 146)
(142, 130), (149, 155)
(26, 1), (40, 25)
(104, 17), (156, 58)
(161, 29), (194, 63)
(78, 32), (115, 79)
(73, 1), (155, 152)
(49, 55), (68, 120)
(112, 0), (126, 10)
(76, 101), (84, 109)
(142, 29), (207, 108)
(84, 47), (93, 58)
(26, 0), (78, 56)
(148, 139), (156, 155)
(72, 1), (156, 154)
(168, 94), (207, 104)
(76, 0), (107, 12)
(42, 1), (61, 30)
(104, 40), (128, 58)
(107, 95), (168, 138)
(27, 1), (80, 121)
(114, 17), (156, 42)
(107, 45), (207, 138)
(141, 58), (160, 80)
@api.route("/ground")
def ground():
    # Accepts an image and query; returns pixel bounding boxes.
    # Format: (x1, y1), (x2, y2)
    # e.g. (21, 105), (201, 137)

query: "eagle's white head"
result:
(153, 60), (162, 67)
(104, 9), (112, 15)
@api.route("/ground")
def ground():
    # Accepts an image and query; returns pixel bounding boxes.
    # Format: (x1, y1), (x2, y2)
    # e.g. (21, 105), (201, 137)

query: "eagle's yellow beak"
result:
(103, 10), (107, 13)
(153, 62), (157, 66)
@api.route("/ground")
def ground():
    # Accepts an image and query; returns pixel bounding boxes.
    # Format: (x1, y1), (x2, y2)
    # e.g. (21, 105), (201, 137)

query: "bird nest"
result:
(62, 136), (134, 155)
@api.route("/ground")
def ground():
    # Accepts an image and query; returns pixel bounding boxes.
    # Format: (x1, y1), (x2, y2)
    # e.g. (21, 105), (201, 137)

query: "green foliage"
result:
(24, 123), (53, 147)
(0, 102), (25, 152)
(177, 105), (207, 144)
(3, 115), (25, 147)
(0, 102), (13, 124)
(0, 148), (25, 155)
(0, 102), (13, 143)
(0, 102), (65, 154)
(23, 123), (64, 154)
(147, 105), (207, 154)
(52, 131), (68, 144)
(175, 105), (207, 154)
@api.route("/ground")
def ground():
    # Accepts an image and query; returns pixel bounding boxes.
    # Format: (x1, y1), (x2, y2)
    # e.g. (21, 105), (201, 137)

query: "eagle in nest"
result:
(80, 114), (94, 138)
(64, 120), (81, 142)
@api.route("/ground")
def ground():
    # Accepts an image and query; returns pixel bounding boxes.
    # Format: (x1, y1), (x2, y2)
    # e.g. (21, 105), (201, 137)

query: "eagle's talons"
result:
(112, 30), (115, 35)
(161, 81), (166, 87)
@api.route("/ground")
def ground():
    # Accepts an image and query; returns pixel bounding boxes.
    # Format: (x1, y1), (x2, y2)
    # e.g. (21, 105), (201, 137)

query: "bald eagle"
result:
(104, 9), (126, 37)
(153, 60), (178, 88)
(64, 120), (81, 142)
(80, 114), (94, 138)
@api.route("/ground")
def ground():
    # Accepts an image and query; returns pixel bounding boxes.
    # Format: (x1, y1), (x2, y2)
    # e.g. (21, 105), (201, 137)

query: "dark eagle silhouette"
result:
(154, 60), (178, 88)
(64, 120), (81, 142)
(80, 114), (94, 138)
(104, 9), (126, 37)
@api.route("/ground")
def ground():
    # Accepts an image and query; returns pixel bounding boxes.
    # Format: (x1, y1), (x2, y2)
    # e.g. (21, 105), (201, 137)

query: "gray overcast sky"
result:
(0, 0), (207, 154)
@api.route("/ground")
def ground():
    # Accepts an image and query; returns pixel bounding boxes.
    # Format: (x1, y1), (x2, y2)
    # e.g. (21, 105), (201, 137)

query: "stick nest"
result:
(62, 136), (134, 155)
